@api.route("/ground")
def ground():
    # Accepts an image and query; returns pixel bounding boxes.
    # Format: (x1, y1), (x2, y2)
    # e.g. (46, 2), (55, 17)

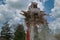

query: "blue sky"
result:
(44, 0), (54, 13)
(0, 0), (60, 34)
(0, 0), (55, 24)
(0, 0), (54, 13)
(0, 0), (54, 26)
(45, 0), (54, 22)
(0, 0), (6, 4)
(40, 0), (54, 22)
(39, 0), (54, 13)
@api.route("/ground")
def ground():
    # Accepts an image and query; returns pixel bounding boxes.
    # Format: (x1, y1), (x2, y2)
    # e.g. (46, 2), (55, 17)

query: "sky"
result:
(49, 0), (60, 34)
(0, 0), (60, 34)
(39, 0), (54, 22)
(0, 0), (53, 24)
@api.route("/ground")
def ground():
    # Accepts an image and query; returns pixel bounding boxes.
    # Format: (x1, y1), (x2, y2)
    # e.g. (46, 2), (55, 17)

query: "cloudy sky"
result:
(0, 0), (60, 33)
(49, 0), (60, 33)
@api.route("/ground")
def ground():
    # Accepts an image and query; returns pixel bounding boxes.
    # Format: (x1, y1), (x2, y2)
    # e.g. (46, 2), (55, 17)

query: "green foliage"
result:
(1, 22), (12, 40)
(14, 24), (26, 40)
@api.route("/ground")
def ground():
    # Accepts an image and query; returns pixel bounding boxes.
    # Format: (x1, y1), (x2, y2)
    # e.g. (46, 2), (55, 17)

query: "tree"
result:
(1, 21), (12, 40)
(14, 24), (26, 40)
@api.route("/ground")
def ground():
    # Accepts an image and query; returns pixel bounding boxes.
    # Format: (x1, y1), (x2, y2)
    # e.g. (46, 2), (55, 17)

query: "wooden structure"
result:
(20, 2), (49, 40)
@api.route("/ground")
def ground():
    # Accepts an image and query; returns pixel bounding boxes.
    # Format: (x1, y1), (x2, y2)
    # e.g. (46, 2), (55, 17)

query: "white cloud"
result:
(6, 0), (30, 10)
(0, 5), (25, 26)
(37, 2), (44, 11)
(49, 0), (60, 34)
(0, 0), (45, 25)
(39, 0), (48, 2)
(0, 0), (46, 32)
(6, 0), (45, 11)
(50, 8), (60, 18)
(50, 0), (60, 18)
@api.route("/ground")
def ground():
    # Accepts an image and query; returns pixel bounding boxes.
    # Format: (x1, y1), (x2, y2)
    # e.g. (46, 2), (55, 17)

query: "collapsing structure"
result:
(20, 2), (57, 40)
